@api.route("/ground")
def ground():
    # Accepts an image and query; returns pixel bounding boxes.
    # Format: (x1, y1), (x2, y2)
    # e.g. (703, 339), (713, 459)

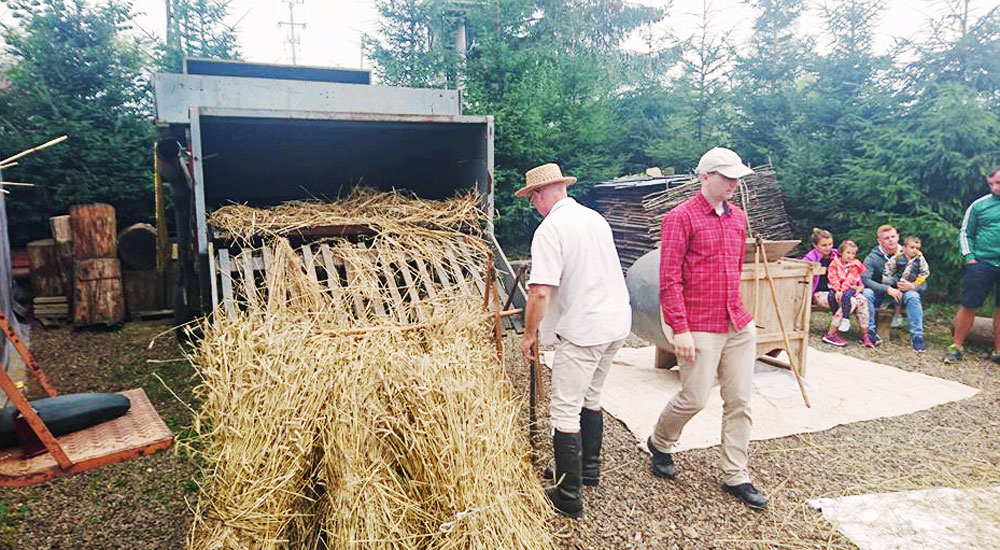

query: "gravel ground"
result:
(3, 313), (998, 549)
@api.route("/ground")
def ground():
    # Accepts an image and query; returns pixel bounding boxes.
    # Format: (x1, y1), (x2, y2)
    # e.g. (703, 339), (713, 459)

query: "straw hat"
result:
(515, 163), (577, 198)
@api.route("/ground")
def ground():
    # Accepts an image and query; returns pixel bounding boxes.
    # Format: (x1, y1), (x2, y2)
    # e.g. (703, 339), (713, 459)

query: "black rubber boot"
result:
(580, 408), (603, 486)
(545, 430), (584, 519)
(543, 409), (602, 484)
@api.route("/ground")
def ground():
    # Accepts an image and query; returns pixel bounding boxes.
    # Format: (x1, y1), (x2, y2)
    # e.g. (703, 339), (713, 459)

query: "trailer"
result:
(152, 59), (524, 326)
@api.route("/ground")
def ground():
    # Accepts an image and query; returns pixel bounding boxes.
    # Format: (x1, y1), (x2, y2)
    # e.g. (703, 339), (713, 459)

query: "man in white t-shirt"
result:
(517, 163), (632, 519)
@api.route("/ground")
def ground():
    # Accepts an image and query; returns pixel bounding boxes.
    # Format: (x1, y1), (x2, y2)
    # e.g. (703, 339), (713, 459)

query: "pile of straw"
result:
(187, 194), (552, 550)
(208, 188), (484, 242)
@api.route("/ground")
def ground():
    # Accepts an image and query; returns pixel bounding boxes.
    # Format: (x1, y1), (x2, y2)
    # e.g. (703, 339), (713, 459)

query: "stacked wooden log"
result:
(70, 204), (125, 326)
(27, 238), (70, 320)
(26, 216), (74, 321)
(593, 165), (796, 271)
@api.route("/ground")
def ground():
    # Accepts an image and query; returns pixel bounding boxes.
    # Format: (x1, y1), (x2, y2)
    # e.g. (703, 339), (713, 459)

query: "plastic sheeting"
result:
(1, 178), (30, 384)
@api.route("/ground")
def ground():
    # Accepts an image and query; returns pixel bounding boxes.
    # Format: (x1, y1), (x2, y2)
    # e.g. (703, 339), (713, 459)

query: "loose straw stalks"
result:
(188, 194), (553, 550)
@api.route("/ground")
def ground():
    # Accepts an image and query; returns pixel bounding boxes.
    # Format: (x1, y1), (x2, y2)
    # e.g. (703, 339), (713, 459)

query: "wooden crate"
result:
(741, 257), (823, 375)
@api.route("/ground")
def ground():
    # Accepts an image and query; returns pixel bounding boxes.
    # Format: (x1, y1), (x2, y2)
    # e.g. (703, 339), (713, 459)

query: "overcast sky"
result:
(2, 1), (993, 70)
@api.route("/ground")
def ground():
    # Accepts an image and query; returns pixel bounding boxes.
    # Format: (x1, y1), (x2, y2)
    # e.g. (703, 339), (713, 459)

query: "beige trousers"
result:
(549, 336), (626, 433)
(651, 323), (756, 485)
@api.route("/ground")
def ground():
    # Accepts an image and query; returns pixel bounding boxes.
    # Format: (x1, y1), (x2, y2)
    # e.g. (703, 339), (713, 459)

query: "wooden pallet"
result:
(208, 236), (504, 325)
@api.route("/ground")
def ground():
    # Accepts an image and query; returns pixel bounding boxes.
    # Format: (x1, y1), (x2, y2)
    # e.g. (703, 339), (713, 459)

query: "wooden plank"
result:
(240, 250), (256, 305)
(33, 296), (68, 304)
(439, 241), (474, 297)
(455, 238), (487, 297)
(378, 253), (410, 323)
(395, 254), (425, 321)
(357, 245), (387, 318)
(301, 243), (318, 283)
(412, 255), (438, 299)
(208, 240), (219, 313)
(319, 244), (351, 320)
(424, 242), (454, 291)
(261, 244), (273, 281)
(217, 248), (236, 320)
(341, 248), (368, 320)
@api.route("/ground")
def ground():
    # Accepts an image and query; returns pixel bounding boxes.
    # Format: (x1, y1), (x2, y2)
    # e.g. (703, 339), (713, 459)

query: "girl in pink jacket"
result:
(822, 240), (873, 347)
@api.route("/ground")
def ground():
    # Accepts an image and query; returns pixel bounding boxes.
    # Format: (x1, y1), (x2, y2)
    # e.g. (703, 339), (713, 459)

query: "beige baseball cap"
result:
(696, 147), (754, 179)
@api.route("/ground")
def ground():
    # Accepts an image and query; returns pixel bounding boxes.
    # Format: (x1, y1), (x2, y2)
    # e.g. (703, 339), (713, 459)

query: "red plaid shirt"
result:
(659, 192), (752, 334)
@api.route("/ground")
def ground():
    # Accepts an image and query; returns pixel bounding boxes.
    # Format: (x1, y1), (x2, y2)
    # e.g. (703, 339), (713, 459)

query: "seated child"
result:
(822, 240), (872, 347)
(882, 235), (930, 327)
(802, 228), (840, 313)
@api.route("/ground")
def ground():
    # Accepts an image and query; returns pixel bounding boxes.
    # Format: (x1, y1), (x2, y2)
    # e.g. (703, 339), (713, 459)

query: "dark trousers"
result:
(840, 288), (857, 317)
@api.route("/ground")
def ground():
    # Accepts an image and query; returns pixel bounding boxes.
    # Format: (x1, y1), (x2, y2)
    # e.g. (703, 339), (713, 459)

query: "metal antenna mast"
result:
(278, 0), (306, 65)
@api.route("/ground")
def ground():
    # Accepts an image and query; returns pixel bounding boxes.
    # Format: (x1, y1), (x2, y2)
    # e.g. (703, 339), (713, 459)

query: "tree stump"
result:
(70, 203), (117, 260)
(27, 239), (70, 297)
(73, 258), (125, 326)
(118, 223), (157, 271)
(122, 269), (163, 314)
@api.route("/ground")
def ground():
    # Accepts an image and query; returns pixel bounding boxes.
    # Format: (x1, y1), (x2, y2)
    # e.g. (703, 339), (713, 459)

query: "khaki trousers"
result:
(549, 336), (626, 433)
(651, 323), (756, 485)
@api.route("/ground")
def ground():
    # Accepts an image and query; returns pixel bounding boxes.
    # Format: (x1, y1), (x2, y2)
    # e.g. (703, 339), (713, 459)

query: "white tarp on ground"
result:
(808, 486), (1000, 550)
(542, 345), (978, 452)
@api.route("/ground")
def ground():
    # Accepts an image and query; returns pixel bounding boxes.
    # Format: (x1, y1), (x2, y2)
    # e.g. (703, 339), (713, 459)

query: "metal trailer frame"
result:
(153, 70), (524, 324)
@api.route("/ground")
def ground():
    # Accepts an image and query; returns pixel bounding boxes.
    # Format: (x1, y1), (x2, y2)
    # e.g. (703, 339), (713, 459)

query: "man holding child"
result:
(861, 225), (928, 352)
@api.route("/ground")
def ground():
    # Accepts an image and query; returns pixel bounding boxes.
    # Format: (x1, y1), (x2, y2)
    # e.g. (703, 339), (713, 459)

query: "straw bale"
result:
(188, 196), (552, 550)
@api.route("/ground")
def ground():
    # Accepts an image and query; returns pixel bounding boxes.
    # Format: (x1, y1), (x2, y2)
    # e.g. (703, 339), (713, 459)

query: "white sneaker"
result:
(891, 314), (903, 328)
(839, 318), (851, 332)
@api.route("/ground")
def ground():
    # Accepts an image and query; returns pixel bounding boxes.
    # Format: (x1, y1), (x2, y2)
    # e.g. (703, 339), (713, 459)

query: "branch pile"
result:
(593, 166), (796, 270)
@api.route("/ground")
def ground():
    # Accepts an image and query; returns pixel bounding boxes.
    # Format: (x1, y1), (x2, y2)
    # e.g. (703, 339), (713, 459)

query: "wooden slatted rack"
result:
(207, 235), (511, 326)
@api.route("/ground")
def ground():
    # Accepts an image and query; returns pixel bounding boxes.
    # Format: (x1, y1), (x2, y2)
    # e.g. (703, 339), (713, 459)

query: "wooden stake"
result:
(0, 135), (68, 167)
(529, 340), (539, 456)
(757, 235), (810, 407)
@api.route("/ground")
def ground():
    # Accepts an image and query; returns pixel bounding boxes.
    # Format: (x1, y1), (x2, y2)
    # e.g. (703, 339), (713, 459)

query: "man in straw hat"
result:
(518, 162), (631, 519)
(647, 147), (768, 510)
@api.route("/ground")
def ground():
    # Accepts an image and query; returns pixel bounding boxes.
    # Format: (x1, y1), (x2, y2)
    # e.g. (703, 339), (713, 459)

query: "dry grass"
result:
(185, 194), (552, 549)
(208, 188), (484, 243)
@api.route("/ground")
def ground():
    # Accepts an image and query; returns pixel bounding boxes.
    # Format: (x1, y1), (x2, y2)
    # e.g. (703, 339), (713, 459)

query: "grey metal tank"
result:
(625, 248), (672, 351)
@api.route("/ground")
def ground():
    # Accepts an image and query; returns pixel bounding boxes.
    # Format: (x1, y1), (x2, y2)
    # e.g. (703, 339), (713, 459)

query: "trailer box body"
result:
(152, 60), (517, 321)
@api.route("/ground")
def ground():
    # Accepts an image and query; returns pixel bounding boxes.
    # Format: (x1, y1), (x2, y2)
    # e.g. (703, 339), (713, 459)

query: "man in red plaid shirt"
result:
(645, 147), (767, 510)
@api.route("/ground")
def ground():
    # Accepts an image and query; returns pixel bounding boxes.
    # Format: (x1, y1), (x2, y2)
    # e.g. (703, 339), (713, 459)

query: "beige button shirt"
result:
(528, 197), (631, 346)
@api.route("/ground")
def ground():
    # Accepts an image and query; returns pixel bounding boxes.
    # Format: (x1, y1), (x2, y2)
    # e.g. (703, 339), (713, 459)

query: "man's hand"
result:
(673, 331), (697, 363)
(887, 287), (903, 301)
(897, 280), (916, 292)
(520, 333), (537, 362)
